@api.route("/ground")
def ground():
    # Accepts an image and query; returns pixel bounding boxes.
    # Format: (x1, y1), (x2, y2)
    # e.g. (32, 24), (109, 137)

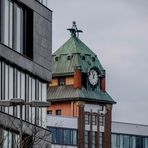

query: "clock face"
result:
(88, 69), (99, 86)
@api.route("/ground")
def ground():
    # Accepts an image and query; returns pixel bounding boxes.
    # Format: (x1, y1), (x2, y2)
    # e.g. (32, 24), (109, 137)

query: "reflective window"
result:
(0, 0), (33, 59)
(48, 127), (77, 146)
(99, 132), (103, 148)
(112, 134), (148, 148)
(85, 131), (89, 148)
(92, 131), (96, 148)
(0, 60), (47, 127)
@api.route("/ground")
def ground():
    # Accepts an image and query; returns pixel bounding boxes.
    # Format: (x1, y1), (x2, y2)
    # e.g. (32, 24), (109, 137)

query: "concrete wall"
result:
(112, 121), (148, 136)
(47, 115), (78, 129)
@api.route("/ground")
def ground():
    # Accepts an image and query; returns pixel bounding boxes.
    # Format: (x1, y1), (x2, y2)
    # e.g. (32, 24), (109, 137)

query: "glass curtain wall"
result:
(48, 127), (77, 146)
(1, 0), (23, 53)
(0, 0), (33, 59)
(112, 133), (148, 148)
(0, 60), (47, 126)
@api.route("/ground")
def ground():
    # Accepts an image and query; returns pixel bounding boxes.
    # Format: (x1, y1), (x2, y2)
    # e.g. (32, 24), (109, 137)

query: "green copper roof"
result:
(52, 36), (104, 76)
(48, 86), (116, 104)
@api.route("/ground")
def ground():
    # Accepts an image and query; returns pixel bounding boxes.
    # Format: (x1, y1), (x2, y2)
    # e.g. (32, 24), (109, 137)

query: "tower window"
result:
(47, 110), (52, 115)
(59, 77), (65, 86)
(56, 109), (61, 116)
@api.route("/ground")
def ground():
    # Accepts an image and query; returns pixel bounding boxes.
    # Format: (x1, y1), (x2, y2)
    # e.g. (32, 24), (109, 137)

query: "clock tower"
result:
(47, 22), (116, 148)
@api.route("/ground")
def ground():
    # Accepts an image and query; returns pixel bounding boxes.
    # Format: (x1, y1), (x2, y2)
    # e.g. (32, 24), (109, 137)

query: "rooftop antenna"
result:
(67, 21), (83, 38)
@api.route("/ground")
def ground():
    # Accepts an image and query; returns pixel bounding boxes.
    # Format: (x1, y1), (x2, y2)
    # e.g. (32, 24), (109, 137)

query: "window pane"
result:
(5, 64), (9, 113)
(9, 66), (13, 115)
(123, 135), (130, 148)
(4, 0), (9, 46)
(144, 138), (148, 148)
(9, 2), (13, 48)
(16, 6), (21, 52)
(32, 78), (35, 124)
(72, 130), (77, 145)
(112, 134), (117, 148)
(29, 77), (32, 122)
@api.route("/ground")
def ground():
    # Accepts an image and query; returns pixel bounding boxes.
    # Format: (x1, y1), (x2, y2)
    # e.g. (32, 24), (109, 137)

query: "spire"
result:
(67, 21), (83, 38)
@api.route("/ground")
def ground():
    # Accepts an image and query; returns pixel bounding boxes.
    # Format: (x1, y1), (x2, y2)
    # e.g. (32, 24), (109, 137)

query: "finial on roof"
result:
(67, 21), (83, 38)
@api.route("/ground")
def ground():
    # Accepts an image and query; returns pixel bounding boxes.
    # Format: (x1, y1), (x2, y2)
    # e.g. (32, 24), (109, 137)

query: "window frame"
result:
(0, 0), (33, 59)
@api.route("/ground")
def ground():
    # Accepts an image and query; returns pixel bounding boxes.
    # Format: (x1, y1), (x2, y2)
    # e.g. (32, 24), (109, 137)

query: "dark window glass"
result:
(136, 136), (143, 148)
(56, 109), (61, 116)
(59, 77), (65, 86)
(82, 73), (87, 88)
(23, 6), (33, 59)
(48, 127), (77, 145)
(58, 128), (63, 144)
(47, 110), (52, 115)
(50, 127), (57, 144)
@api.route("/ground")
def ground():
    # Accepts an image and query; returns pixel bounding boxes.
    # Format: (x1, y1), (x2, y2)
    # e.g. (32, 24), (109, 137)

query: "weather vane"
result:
(67, 21), (83, 38)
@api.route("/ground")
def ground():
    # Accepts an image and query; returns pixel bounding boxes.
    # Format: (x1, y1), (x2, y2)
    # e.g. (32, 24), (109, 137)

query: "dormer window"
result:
(59, 77), (65, 86)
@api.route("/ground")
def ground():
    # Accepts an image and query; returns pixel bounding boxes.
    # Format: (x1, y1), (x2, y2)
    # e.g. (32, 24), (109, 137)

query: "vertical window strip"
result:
(4, 0), (9, 46)
(29, 76), (32, 123)
(16, 70), (21, 118)
(25, 74), (29, 121)
(32, 78), (35, 124)
(15, 6), (23, 53)
(21, 72), (25, 120)
(5, 64), (9, 113)
(9, 1), (13, 48)
(38, 81), (42, 126)
(9, 66), (13, 115)
(42, 83), (47, 127)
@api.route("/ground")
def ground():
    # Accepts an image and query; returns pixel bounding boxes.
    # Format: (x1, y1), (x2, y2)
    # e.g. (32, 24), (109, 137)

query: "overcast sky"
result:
(48, 0), (148, 124)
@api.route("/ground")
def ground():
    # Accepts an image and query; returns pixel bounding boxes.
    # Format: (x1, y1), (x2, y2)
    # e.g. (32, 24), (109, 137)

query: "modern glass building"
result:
(0, 0), (52, 147)
(47, 116), (148, 148)
(112, 122), (148, 148)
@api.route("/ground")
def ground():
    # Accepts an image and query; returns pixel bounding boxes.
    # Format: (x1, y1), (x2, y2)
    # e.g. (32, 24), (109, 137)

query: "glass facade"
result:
(0, 128), (19, 148)
(0, 60), (47, 126)
(112, 133), (148, 148)
(48, 127), (77, 146)
(0, 0), (33, 59)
